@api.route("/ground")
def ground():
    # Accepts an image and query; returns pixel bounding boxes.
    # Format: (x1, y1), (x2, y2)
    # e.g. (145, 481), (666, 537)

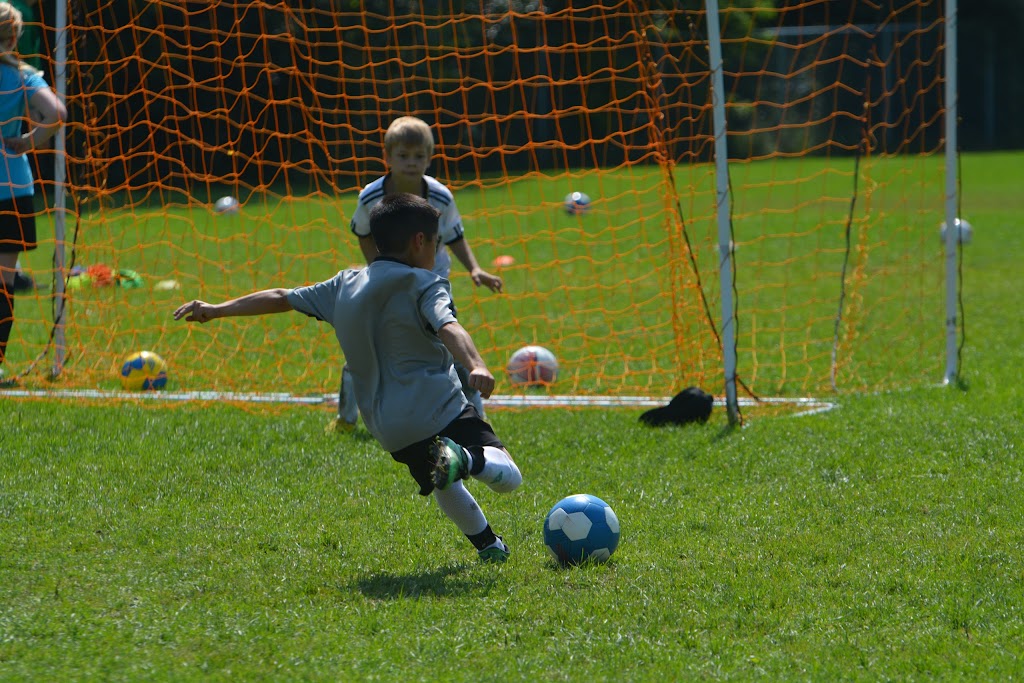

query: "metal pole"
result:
(51, 0), (68, 377)
(704, 0), (739, 424)
(943, 0), (959, 385)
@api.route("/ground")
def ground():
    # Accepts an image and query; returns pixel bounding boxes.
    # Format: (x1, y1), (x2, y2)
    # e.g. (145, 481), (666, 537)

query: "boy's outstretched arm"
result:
(438, 320), (495, 398)
(173, 288), (295, 323)
(447, 238), (503, 293)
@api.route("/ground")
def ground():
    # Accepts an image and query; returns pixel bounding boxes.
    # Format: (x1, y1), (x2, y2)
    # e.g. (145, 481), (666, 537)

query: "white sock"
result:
(474, 446), (522, 493)
(433, 480), (488, 536)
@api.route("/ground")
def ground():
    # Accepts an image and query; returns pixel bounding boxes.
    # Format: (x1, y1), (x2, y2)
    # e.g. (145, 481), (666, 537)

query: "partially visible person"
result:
(330, 115), (503, 432)
(0, 0), (65, 387)
(10, 0), (40, 70)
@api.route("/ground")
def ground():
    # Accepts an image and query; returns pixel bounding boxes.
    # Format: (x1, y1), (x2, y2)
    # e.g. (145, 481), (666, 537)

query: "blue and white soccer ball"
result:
(563, 191), (591, 216)
(543, 494), (620, 566)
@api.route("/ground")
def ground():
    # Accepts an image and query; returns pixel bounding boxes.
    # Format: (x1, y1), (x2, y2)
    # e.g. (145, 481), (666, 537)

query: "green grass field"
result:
(2, 151), (1023, 680)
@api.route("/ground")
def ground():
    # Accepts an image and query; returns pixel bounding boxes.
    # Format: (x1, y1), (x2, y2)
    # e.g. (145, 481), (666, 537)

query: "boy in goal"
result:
(173, 194), (522, 563)
(332, 115), (503, 431)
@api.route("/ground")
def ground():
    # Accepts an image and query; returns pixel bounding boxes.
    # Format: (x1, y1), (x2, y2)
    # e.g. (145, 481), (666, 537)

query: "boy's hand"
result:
(173, 300), (217, 323)
(471, 268), (503, 293)
(467, 366), (495, 399)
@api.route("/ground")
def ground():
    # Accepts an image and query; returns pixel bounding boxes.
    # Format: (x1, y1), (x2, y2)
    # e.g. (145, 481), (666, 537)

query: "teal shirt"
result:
(0, 65), (47, 200)
(288, 258), (468, 452)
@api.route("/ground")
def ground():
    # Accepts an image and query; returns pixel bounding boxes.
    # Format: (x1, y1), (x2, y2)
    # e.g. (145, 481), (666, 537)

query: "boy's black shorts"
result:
(390, 404), (504, 496)
(0, 196), (38, 253)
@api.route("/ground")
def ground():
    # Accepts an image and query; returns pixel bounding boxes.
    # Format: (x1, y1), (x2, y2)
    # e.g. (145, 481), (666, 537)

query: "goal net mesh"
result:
(9, 1), (948, 400)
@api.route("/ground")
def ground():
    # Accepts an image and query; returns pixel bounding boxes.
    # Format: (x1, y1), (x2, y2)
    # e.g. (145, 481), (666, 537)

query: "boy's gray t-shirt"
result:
(287, 258), (468, 452)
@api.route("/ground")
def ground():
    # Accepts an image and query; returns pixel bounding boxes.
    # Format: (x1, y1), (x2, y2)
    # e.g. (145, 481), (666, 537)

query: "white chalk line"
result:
(2, 388), (836, 418)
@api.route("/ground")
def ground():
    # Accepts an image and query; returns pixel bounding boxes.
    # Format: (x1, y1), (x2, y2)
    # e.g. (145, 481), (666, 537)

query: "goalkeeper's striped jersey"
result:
(349, 174), (464, 278)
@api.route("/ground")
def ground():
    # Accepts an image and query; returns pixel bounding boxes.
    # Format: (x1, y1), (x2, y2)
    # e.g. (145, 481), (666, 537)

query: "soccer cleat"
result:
(12, 270), (37, 292)
(324, 416), (355, 434)
(430, 436), (471, 491)
(478, 537), (510, 564)
(0, 368), (16, 388)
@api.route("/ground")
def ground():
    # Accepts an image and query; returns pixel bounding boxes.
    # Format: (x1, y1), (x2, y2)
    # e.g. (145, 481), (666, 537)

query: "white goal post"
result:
(702, 0), (962, 422)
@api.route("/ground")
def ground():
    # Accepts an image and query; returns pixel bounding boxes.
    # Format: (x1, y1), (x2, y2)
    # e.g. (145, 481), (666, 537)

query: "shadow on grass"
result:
(348, 427), (377, 443)
(545, 558), (618, 573)
(712, 422), (741, 442)
(354, 563), (498, 600)
(323, 424), (377, 443)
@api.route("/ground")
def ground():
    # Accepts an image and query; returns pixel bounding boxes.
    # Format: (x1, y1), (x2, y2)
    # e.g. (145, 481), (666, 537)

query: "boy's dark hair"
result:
(370, 193), (440, 255)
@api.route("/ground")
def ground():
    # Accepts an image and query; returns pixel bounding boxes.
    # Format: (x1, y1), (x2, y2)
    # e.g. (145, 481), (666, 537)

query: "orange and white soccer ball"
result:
(507, 345), (558, 386)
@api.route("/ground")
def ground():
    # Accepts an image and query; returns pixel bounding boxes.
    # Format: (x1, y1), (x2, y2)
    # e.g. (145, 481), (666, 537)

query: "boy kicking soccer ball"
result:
(173, 193), (521, 563)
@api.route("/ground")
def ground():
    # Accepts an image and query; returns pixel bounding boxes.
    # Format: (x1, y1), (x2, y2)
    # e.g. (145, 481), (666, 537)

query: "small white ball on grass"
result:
(214, 196), (240, 215)
(940, 218), (972, 245)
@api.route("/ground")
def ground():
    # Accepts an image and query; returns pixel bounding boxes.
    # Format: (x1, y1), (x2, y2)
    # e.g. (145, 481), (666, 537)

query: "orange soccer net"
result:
(8, 0), (950, 402)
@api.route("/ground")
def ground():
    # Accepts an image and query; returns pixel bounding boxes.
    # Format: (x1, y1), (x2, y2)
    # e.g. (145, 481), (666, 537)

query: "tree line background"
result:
(20, 0), (1024, 194)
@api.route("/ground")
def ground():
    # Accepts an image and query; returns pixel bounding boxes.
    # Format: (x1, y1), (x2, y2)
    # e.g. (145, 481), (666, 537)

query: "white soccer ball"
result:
(563, 191), (591, 216)
(507, 345), (558, 386)
(214, 196), (240, 215)
(939, 218), (972, 245)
